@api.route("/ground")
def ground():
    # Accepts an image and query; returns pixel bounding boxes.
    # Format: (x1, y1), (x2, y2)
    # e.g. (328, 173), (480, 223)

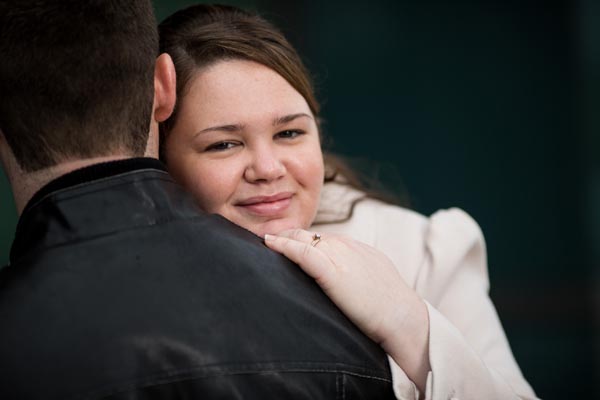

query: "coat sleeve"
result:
(406, 208), (537, 400)
(313, 192), (537, 400)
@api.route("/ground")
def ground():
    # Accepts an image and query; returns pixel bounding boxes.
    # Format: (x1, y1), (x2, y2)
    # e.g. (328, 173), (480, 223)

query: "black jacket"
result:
(0, 158), (394, 399)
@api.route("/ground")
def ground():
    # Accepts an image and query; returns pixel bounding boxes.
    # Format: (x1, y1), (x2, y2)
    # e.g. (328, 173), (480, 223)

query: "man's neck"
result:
(11, 155), (141, 215)
(1, 123), (160, 215)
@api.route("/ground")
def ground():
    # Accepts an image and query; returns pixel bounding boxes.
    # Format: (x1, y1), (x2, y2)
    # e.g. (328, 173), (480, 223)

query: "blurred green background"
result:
(1, 0), (597, 398)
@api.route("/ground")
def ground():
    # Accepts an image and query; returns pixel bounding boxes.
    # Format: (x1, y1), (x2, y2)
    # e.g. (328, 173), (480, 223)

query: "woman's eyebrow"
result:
(194, 123), (245, 138)
(192, 114), (311, 138)
(272, 113), (313, 126)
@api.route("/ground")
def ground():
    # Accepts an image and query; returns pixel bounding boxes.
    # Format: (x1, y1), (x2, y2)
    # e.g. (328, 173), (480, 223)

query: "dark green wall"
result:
(0, 1), (596, 398)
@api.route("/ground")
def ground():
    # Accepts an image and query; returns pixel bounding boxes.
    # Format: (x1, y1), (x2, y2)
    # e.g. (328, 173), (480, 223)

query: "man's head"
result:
(0, 0), (164, 172)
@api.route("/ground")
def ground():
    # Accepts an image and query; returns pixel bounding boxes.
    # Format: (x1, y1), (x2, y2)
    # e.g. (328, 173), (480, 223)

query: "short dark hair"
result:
(0, 0), (158, 172)
(158, 4), (320, 140)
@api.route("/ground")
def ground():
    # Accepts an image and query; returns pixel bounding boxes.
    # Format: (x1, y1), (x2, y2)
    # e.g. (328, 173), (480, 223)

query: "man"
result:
(0, 1), (394, 399)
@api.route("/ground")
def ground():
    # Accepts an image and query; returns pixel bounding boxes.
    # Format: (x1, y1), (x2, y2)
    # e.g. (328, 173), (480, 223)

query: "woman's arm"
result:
(265, 214), (537, 399)
(265, 229), (432, 391)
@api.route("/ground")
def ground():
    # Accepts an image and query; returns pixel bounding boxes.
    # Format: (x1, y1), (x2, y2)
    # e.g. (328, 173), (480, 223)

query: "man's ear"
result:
(0, 128), (18, 180)
(153, 53), (176, 123)
(0, 128), (9, 169)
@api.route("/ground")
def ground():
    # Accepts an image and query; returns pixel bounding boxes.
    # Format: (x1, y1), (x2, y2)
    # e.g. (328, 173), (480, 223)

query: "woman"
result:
(159, 4), (537, 399)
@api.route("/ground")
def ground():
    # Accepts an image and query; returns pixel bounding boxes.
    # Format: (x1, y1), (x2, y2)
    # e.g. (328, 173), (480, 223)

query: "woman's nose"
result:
(244, 147), (286, 183)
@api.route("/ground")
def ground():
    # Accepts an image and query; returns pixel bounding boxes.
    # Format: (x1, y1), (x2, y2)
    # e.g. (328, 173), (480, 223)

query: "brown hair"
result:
(159, 4), (319, 138)
(0, 0), (158, 172)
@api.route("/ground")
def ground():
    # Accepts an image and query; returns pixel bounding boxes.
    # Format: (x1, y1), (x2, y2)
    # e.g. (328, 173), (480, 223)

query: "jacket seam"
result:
(81, 362), (392, 399)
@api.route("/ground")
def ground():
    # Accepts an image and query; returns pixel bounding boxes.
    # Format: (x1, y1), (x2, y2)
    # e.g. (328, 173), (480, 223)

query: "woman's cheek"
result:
(306, 152), (325, 191)
(194, 164), (234, 212)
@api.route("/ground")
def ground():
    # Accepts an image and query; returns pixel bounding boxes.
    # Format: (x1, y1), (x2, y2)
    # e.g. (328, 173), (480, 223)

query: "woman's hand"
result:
(264, 229), (431, 391)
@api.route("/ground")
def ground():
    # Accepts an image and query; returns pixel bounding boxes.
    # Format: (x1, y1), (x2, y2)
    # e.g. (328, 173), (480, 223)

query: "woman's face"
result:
(165, 60), (324, 237)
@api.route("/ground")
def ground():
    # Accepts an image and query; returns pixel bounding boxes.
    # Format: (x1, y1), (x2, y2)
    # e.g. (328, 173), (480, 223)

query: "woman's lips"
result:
(236, 193), (293, 216)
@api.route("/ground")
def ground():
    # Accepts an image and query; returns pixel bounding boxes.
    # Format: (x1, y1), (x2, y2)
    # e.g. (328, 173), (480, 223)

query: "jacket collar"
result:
(9, 158), (182, 265)
(22, 158), (167, 215)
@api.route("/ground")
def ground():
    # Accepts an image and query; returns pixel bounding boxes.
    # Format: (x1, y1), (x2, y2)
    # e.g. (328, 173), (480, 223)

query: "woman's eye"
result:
(275, 130), (304, 139)
(205, 141), (239, 152)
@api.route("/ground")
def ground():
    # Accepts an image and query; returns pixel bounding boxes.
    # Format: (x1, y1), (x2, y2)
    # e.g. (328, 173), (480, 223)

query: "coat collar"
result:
(9, 158), (184, 265)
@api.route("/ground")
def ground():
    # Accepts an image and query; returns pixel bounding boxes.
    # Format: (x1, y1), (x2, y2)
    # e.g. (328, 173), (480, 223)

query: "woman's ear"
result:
(153, 53), (176, 123)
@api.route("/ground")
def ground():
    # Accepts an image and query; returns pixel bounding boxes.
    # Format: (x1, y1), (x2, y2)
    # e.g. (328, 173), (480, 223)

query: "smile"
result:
(236, 193), (293, 216)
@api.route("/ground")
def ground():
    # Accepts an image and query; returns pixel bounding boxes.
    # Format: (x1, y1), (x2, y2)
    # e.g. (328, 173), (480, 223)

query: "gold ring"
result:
(311, 233), (322, 247)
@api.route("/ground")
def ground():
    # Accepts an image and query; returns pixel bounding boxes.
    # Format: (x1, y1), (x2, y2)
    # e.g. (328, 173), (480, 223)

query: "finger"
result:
(264, 234), (334, 283)
(274, 229), (327, 250)
(271, 228), (315, 243)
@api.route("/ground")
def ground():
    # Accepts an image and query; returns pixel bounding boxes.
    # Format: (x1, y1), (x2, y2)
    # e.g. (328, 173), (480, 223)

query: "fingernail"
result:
(264, 234), (273, 242)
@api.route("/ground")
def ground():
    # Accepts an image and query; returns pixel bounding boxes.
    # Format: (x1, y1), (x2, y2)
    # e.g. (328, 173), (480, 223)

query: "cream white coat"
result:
(312, 182), (537, 400)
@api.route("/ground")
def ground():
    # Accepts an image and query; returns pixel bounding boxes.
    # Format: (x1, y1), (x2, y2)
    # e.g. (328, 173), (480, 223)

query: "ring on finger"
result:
(311, 233), (322, 247)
